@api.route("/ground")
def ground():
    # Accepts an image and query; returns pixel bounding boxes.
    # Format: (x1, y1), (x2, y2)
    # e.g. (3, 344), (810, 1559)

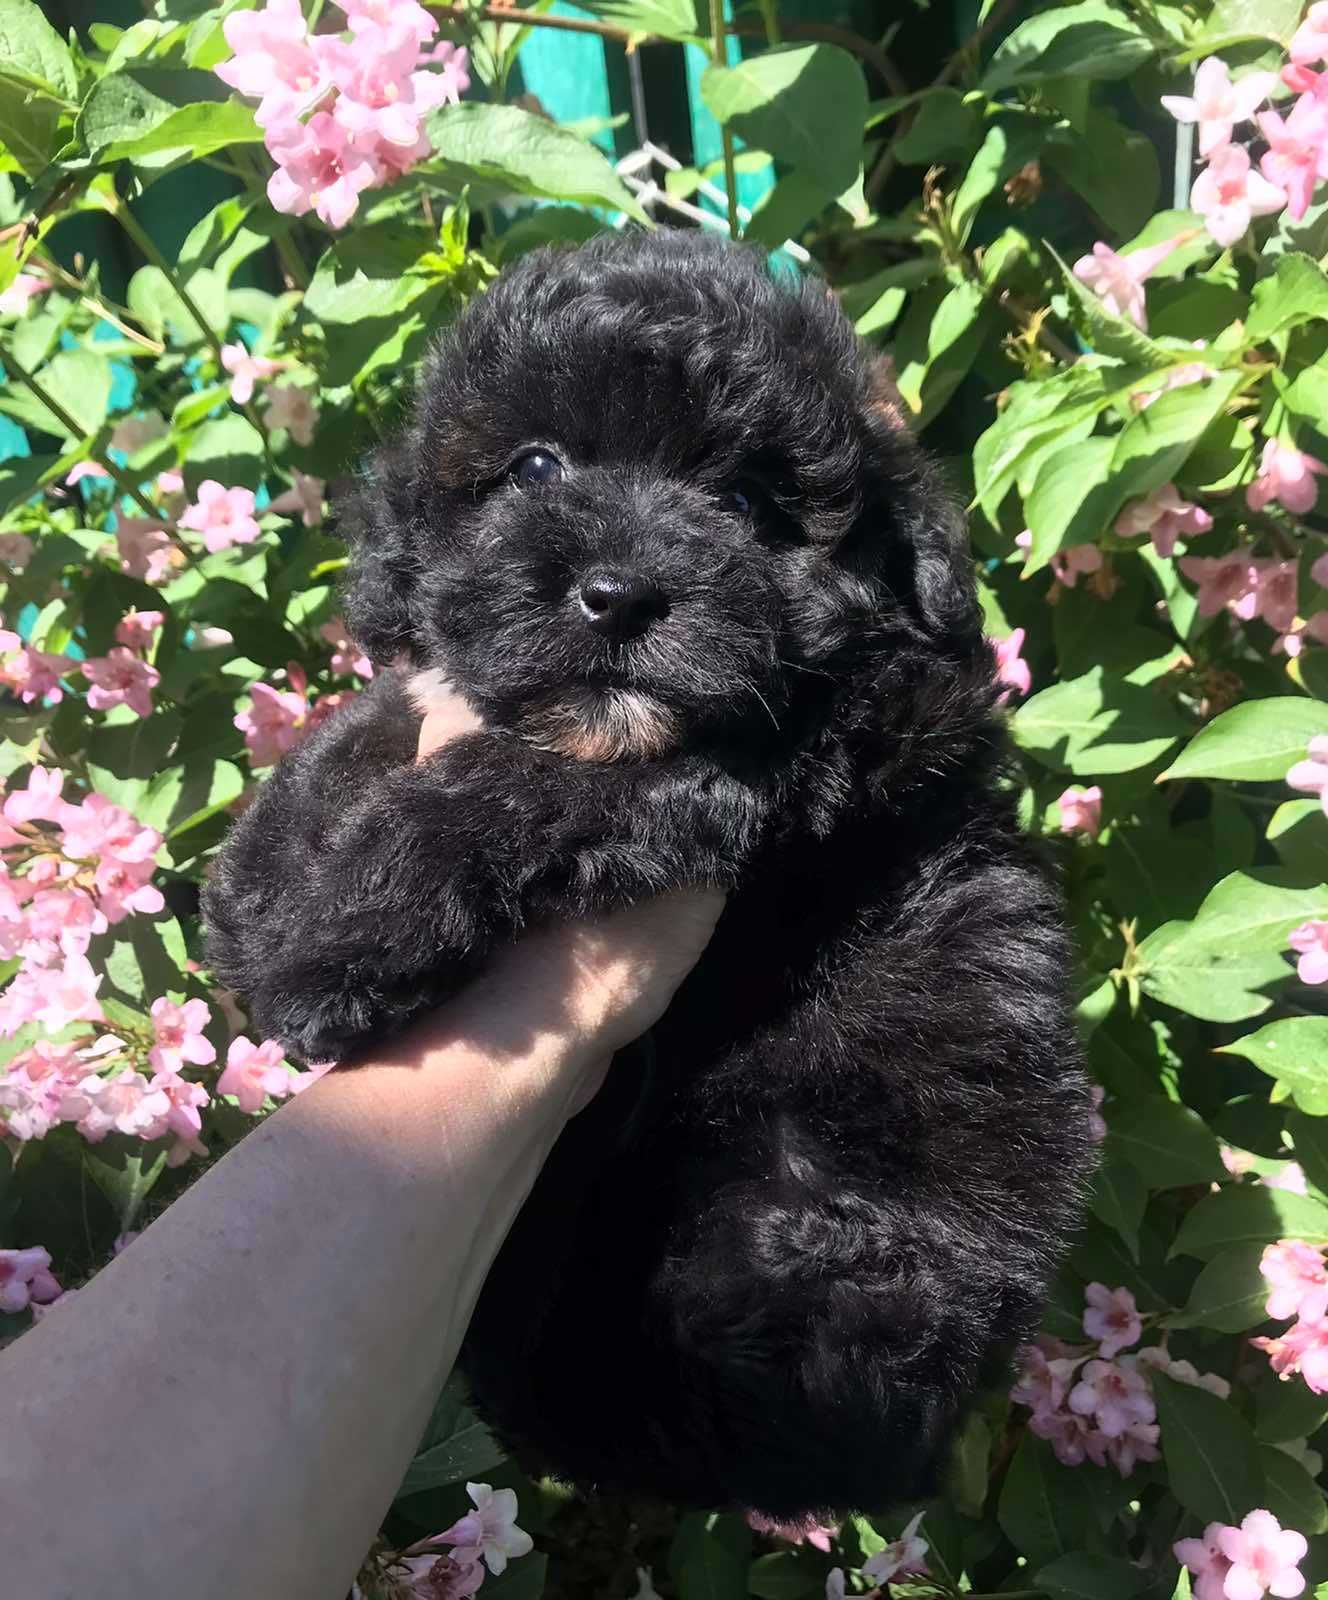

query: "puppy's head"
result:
(344, 230), (984, 764)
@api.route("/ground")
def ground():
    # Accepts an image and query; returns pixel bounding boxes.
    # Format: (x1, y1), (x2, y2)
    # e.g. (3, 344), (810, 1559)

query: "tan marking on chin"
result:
(529, 690), (681, 763)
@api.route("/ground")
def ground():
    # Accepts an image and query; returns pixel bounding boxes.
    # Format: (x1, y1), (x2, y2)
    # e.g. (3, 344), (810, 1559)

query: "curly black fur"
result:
(204, 230), (1094, 1520)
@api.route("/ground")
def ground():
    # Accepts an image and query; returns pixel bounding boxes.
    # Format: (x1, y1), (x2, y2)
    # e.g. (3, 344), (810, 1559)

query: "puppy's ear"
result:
(336, 438), (421, 666)
(860, 357), (982, 652)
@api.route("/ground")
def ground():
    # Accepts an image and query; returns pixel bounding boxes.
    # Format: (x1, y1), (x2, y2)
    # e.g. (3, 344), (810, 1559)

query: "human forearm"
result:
(0, 966), (595, 1600)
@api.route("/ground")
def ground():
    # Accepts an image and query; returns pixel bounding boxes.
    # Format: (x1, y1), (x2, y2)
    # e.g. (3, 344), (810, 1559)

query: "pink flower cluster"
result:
(1058, 785), (1103, 837)
(0, 616), (72, 706)
(1010, 1283), (1229, 1475)
(824, 1512), (929, 1598)
(235, 663), (355, 767)
(1288, 734), (1328, 820)
(1252, 1239), (1328, 1391)
(216, 0), (469, 229)
(992, 628), (1031, 702)
(1178, 551), (1310, 637)
(0, 1245), (61, 1313)
(1115, 482), (1213, 559)
(395, 1482), (534, 1595)
(1176, 1510), (1307, 1600)
(180, 480), (261, 554)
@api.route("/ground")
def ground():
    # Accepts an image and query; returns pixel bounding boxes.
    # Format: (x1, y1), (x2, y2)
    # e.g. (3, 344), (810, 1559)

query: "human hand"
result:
(412, 676), (723, 1101)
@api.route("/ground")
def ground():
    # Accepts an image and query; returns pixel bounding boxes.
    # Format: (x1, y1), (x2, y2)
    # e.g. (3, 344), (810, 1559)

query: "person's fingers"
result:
(414, 678), (484, 760)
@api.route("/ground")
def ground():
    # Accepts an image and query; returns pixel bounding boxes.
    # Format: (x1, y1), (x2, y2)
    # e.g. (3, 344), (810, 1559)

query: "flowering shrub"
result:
(8, 0), (1328, 1592)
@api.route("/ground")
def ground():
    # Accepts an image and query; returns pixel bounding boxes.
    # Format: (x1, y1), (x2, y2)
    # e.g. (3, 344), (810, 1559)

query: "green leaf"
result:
(0, 0), (78, 175)
(482, 1555), (546, 1600)
(83, 1141), (169, 1232)
(1024, 370), (1243, 573)
(1247, 253), (1328, 342)
(746, 1552), (821, 1599)
(1011, 666), (1189, 776)
(670, 1514), (749, 1600)
(1172, 1184), (1328, 1260)
(0, 349), (112, 442)
(1222, 1019), (1328, 1116)
(983, 2), (1156, 92)
(1256, 1372), (1328, 1441)
(1199, 0), (1304, 47)
(1170, 1245), (1272, 1332)
(1108, 1098), (1227, 1187)
(1088, 1157), (1146, 1256)
(1035, 1554), (1148, 1600)
(76, 68), (238, 162)
(997, 1434), (1101, 1568)
(1288, 1108), (1328, 1197)
(700, 44), (867, 200)
(426, 103), (648, 222)
(575, 0), (701, 40)
(891, 279), (990, 428)
(184, 414), (263, 488)
(1260, 1443), (1328, 1534)
(1139, 872), (1328, 1022)
(1045, 110), (1160, 238)
(397, 1416), (506, 1495)
(1161, 698), (1328, 783)
(1152, 1370), (1265, 1524)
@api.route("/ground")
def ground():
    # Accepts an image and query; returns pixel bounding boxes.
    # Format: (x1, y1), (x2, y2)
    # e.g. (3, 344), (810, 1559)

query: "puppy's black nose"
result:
(578, 571), (668, 638)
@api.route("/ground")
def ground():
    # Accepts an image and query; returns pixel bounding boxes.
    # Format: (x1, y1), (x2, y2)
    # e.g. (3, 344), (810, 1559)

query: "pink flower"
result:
(1089, 1083), (1108, 1142)
(114, 518), (182, 585)
(1011, 1341), (1080, 1413)
(396, 1552), (486, 1598)
(0, 274), (49, 318)
(428, 40), (471, 101)
(1051, 543), (1103, 588)
(141, 1070), (211, 1166)
(1161, 58), (1275, 157)
(992, 628), (1031, 701)
(235, 679), (308, 766)
(1252, 559), (1301, 635)
(220, 342), (284, 405)
(1104, 1418), (1159, 1476)
(335, 0), (437, 42)
(148, 997), (216, 1075)
(323, 21), (453, 151)
(263, 384), (318, 446)
(1287, 920), (1328, 984)
(266, 111), (382, 230)
(0, 643), (72, 705)
(1262, 1242), (1328, 1322)
(1247, 441), (1328, 515)
(1191, 143), (1286, 246)
(1058, 785), (1103, 838)
(1292, 1), (1328, 66)
(4, 766), (64, 826)
(65, 460), (106, 487)
(22, 888), (106, 962)
(217, 1035), (293, 1114)
(1287, 734), (1328, 814)
(154, 470), (187, 516)
(1133, 361), (1218, 410)
(1176, 1526), (1233, 1600)
(61, 1068), (170, 1143)
(1254, 1317), (1328, 1392)
(319, 617), (374, 679)
(216, 0), (329, 126)
(861, 1511), (928, 1586)
(81, 648), (160, 719)
(269, 470), (326, 527)
(1071, 236), (1188, 329)
(745, 1513), (837, 1552)
(1029, 1405), (1096, 1466)
(1258, 95), (1328, 221)
(1067, 1356), (1155, 1436)
(114, 609), (165, 651)
(1265, 1163), (1309, 1196)
(58, 793), (161, 868)
(94, 852), (164, 924)
(179, 480), (261, 554)
(0, 532), (33, 569)
(1083, 1282), (1142, 1357)
(1217, 1510), (1308, 1600)
(0, 1246), (61, 1313)
(1179, 551), (1262, 621)
(435, 1482), (534, 1576)
(0, 954), (103, 1036)
(1115, 482), (1213, 558)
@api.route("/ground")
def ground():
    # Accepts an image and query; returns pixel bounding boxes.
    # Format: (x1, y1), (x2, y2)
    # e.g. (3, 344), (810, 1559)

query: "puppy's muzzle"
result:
(577, 569), (669, 639)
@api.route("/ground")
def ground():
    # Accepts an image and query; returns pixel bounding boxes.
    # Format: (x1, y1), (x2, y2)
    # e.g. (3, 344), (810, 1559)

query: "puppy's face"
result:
(348, 233), (980, 763)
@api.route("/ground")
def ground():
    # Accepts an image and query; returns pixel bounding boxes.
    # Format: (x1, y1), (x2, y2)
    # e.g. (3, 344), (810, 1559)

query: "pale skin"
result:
(0, 693), (723, 1600)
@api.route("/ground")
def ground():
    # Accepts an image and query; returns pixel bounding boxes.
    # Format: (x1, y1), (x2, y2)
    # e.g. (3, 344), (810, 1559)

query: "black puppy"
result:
(205, 229), (1093, 1520)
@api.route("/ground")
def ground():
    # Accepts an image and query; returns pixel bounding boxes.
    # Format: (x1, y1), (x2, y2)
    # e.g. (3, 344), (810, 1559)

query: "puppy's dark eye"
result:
(511, 450), (564, 489)
(721, 482), (758, 515)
